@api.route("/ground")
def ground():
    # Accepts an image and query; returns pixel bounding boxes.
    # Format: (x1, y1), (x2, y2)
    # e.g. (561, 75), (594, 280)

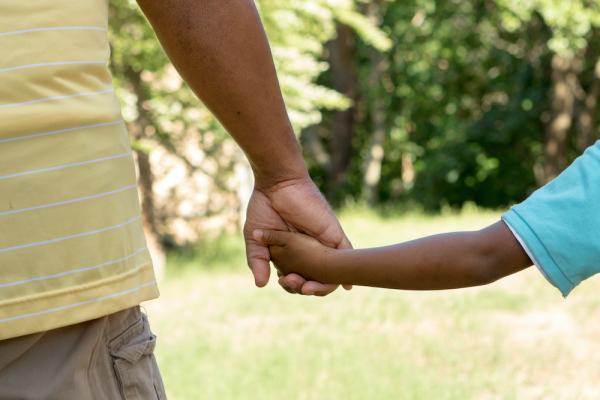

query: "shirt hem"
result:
(0, 267), (159, 340)
(502, 209), (574, 297)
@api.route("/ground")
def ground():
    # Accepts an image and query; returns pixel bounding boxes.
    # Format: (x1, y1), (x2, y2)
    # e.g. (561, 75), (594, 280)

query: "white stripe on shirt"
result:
(0, 26), (106, 37)
(0, 215), (141, 253)
(0, 281), (156, 323)
(0, 88), (114, 109)
(0, 184), (137, 217)
(0, 152), (132, 181)
(0, 247), (148, 288)
(0, 120), (123, 144)
(0, 61), (107, 74)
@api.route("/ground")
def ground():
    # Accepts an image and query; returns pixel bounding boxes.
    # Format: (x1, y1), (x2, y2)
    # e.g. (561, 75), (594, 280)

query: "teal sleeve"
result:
(502, 141), (600, 297)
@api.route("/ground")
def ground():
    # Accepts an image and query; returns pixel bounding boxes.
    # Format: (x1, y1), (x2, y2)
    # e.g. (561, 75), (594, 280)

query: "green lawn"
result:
(145, 208), (600, 400)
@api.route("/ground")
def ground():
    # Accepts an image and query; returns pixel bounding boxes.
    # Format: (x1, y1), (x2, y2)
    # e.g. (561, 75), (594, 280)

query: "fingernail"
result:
(254, 277), (266, 288)
(283, 286), (295, 293)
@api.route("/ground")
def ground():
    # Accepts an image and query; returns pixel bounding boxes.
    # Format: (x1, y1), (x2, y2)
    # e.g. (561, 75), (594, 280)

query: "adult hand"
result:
(243, 177), (352, 296)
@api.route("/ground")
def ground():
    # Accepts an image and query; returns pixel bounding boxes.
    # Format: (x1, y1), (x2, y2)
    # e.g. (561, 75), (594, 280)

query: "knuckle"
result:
(281, 285), (297, 294)
(261, 231), (271, 241)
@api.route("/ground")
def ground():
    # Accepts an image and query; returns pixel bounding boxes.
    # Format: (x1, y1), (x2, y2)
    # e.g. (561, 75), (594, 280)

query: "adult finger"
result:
(278, 273), (306, 293)
(277, 275), (300, 294)
(245, 237), (271, 287)
(337, 235), (353, 250)
(300, 281), (339, 296)
(253, 229), (291, 246)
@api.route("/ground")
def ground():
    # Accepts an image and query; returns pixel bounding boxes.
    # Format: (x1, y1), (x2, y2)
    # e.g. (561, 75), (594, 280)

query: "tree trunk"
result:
(362, 0), (387, 205)
(126, 67), (166, 281)
(577, 59), (600, 152)
(327, 23), (357, 201)
(401, 152), (415, 187)
(362, 85), (386, 204)
(542, 54), (577, 183)
(303, 125), (330, 170)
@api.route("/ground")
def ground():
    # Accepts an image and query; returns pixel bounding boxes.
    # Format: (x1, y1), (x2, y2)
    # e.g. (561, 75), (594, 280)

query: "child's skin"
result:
(253, 221), (533, 291)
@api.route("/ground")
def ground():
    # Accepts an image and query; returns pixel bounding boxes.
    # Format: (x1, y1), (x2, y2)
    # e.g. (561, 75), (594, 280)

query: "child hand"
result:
(253, 229), (334, 283)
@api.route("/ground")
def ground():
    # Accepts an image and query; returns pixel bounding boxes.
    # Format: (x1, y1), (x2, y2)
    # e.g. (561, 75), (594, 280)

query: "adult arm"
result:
(135, 0), (351, 293)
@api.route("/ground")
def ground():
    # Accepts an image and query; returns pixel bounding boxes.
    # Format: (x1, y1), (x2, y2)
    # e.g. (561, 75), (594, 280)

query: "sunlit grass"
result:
(146, 208), (600, 400)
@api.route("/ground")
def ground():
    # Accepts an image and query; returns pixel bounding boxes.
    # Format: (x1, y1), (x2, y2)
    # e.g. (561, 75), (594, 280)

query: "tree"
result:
(108, 0), (387, 272)
(498, 0), (600, 182)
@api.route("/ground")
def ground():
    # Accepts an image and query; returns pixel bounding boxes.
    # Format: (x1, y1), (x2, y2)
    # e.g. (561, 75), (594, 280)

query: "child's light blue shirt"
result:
(503, 140), (600, 297)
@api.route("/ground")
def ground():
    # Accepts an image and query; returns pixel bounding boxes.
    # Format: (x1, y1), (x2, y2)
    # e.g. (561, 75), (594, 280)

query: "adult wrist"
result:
(252, 162), (310, 192)
(243, 122), (309, 190)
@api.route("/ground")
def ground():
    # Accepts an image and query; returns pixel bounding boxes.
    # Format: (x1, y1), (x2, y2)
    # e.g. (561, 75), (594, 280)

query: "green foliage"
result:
(110, 0), (386, 133)
(109, 0), (600, 220)
(258, 0), (389, 129)
(107, 0), (388, 239)
(307, 0), (600, 210)
(498, 0), (600, 56)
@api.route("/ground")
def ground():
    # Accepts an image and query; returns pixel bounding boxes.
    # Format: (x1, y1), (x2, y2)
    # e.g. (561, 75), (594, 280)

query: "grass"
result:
(145, 208), (600, 400)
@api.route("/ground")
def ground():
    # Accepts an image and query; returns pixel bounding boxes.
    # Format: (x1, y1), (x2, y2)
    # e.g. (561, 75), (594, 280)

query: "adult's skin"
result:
(136, 0), (351, 295)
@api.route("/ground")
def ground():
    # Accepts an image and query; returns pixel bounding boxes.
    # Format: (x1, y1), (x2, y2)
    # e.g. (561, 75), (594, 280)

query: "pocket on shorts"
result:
(109, 312), (166, 400)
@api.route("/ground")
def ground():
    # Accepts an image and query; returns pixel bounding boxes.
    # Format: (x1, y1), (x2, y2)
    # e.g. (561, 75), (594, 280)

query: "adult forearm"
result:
(322, 222), (532, 290)
(137, 0), (307, 188)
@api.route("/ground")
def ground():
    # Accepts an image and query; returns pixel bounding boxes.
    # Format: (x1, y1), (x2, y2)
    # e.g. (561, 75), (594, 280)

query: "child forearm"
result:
(321, 222), (532, 290)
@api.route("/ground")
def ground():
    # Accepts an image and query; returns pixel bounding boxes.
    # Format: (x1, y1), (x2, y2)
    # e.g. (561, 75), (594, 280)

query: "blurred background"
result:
(109, 1), (600, 399)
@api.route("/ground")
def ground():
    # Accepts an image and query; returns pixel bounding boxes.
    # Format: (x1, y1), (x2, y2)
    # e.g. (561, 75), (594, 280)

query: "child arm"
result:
(254, 221), (532, 290)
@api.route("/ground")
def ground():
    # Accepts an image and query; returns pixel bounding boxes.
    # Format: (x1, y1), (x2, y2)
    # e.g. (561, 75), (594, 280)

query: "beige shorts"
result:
(0, 306), (166, 400)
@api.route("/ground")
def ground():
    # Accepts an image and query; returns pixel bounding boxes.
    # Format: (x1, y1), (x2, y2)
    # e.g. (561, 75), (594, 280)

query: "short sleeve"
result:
(502, 141), (600, 297)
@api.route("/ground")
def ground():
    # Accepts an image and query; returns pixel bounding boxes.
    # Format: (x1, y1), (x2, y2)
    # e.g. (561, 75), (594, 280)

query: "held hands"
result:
(253, 229), (333, 283)
(243, 176), (352, 296)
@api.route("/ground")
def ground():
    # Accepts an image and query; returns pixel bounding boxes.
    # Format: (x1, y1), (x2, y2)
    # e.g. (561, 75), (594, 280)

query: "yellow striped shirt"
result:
(0, 0), (159, 340)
